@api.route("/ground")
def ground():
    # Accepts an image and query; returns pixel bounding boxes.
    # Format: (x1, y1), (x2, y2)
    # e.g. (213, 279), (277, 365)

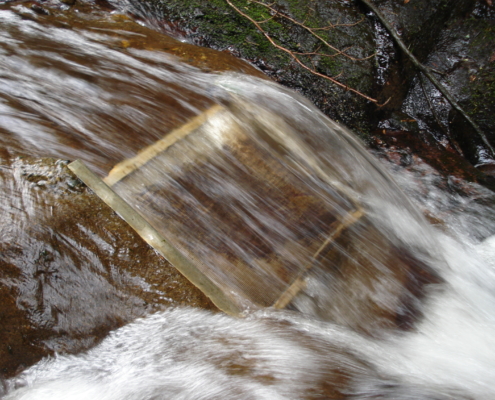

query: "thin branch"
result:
(418, 73), (463, 156)
(309, 24), (335, 31)
(428, 67), (447, 76)
(359, 0), (495, 158)
(295, 48), (376, 62)
(250, 0), (373, 61)
(226, 0), (381, 104)
(311, 18), (365, 31)
(258, 15), (276, 23)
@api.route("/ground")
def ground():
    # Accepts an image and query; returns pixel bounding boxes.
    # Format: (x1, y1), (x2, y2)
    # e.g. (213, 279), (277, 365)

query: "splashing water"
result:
(1, 2), (495, 399)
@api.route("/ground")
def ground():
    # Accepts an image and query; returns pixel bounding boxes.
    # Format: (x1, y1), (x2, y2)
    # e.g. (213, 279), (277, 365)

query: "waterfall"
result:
(1, 2), (495, 399)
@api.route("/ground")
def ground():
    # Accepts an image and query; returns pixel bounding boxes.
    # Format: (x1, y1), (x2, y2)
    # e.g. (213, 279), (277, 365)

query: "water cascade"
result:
(1, 1), (495, 399)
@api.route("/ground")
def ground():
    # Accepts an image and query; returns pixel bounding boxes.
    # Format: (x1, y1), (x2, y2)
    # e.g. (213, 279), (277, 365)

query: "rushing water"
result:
(2, 1), (495, 399)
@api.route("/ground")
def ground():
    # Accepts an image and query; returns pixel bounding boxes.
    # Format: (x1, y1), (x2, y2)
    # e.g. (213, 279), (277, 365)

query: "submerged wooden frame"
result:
(69, 105), (364, 316)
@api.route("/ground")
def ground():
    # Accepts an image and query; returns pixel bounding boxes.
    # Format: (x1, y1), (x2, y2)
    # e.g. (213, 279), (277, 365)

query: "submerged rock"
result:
(1, 0), (494, 383)
(0, 156), (215, 378)
(369, 128), (495, 240)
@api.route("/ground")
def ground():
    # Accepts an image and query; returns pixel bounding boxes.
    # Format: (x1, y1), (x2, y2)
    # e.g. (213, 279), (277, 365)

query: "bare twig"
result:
(359, 0), (495, 157)
(226, 0), (382, 104)
(257, 15), (276, 24)
(418, 73), (463, 155)
(311, 18), (365, 30)
(295, 48), (376, 61)
(428, 67), (447, 76)
(250, 0), (373, 61)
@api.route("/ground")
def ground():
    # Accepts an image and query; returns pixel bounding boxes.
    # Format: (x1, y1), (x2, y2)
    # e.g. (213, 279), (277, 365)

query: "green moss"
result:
(456, 18), (495, 136)
(146, 0), (376, 136)
(469, 66), (495, 123)
(151, 0), (286, 60)
(152, 0), (372, 73)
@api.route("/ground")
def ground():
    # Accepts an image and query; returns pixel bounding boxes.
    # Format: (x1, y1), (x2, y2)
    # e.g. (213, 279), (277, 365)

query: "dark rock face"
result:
(394, 2), (495, 166)
(444, 6), (495, 165)
(0, 156), (215, 378)
(370, 0), (474, 112)
(374, 0), (473, 61)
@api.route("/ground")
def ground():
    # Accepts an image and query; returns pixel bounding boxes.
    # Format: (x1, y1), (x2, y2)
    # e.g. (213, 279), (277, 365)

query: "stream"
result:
(1, 1), (495, 399)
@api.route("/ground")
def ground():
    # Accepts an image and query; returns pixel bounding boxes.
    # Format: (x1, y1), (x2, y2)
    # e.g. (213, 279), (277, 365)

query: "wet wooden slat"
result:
(273, 208), (364, 309)
(104, 105), (224, 186)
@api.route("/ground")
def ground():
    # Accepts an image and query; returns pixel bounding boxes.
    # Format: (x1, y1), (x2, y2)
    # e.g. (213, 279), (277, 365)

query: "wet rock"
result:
(369, 0), (474, 114)
(369, 128), (495, 236)
(447, 6), (495, 165)
(398, 1), (495, 167)
(366, 0), (495, 173)
(30, 3), (50, 15)
(374, 0), (473, 61)
(0, 156), (215, 378)
(370, 128), (490, 184)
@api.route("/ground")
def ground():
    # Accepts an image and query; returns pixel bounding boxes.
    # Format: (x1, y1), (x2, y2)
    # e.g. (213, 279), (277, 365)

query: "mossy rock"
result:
(142, 0), (378, 138)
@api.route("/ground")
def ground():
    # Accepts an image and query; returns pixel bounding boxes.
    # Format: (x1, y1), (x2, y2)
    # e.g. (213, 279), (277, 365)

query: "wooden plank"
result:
(104, 105), (224, 186)
(68, 160), (243, 316)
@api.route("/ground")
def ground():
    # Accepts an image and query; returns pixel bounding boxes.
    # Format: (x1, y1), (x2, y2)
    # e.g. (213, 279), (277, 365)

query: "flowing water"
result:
(1, 1), (495, 399)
